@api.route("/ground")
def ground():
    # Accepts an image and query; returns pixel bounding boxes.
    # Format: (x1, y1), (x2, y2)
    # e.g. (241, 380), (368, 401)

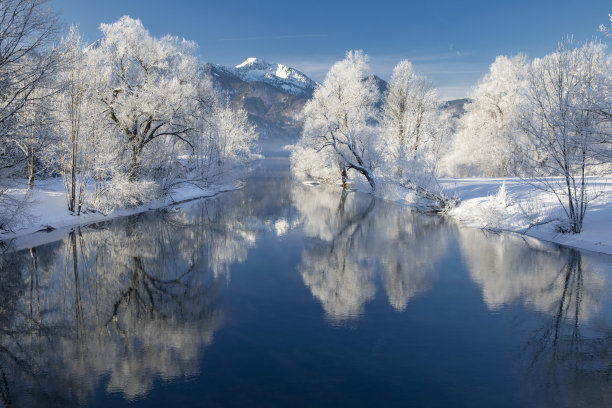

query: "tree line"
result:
(0, 1), (258, 231)
(292, 35), (612, 233)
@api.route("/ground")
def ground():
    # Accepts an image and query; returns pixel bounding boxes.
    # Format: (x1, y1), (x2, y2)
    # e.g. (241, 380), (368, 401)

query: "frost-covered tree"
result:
(381, 60), (451, 182)
(0, 0), (59, 230)
(88, 16), (201, 182)
(195, 98), (258, 181)
(445, 55), (528, 177)
(292, 50), (379, 189)
(0, 0), (59, 134)
(52, 26), (92, 213)
(595, 14), (612, 165)
(67, 16), (259, 213)
(0, 3), (59, 188)
(11, 80), (56, 189)
(519, 40), (612, 233)
(292, 52), (454, 210)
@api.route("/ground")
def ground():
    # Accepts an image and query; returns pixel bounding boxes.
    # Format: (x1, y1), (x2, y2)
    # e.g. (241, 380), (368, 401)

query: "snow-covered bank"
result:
(0, 177), (239, 250)
(438, 177), (612, 255)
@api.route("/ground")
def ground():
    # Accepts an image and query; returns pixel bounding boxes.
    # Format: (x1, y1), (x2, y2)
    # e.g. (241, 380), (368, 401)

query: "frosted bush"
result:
(495, 182), (510, 208)
(473, 183), (515, 229)
(89, 176), (159, 214)
(290, 144), (340, 185)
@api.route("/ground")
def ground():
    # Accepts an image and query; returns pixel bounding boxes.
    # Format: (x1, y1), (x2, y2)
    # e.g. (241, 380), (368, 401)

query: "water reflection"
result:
(459, 228), (604, 320)
(520, 249), (612, 408)
(0, 159), (611, 407)
(0, 193), (267, 406)
(458, 228), (612, 406)
(293, 183), (449, 320)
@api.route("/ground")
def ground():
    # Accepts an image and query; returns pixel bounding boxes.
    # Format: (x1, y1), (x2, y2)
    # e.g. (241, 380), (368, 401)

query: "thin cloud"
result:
(219, 34), (328, 42)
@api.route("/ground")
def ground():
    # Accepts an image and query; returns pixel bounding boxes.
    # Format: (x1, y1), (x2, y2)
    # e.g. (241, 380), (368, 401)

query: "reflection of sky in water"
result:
(0, 158), (611, 407)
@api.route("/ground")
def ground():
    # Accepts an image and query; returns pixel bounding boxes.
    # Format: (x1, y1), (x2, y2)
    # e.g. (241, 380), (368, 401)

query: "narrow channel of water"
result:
(1, 157), (611, 407)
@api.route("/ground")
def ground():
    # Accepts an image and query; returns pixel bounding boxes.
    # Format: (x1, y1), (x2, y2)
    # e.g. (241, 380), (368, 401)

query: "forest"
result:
(0, 1), (258, 232)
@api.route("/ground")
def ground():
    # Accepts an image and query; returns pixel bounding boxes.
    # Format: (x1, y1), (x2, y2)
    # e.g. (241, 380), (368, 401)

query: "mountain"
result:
(205, 58), (317, 155)
(368, 74), (388, 95)
(232, 57), (316, 96)
(442, 98), (471, 118)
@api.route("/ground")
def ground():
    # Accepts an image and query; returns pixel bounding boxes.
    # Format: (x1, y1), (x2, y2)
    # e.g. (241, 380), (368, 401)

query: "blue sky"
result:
(50, 0), (611, 99)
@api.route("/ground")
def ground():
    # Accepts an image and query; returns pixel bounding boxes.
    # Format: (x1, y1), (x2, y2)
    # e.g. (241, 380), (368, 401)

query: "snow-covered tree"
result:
(380, 59), (451, 183)
(194, 98), (258, 181)
(444, 55), (528, 177)
(0, 0), (59, 134)
(0, 0), (59, 230)
(88, 16), (201, 182)
(292, 50), (379, 189)
(10, 80), (56, 189)
(52, 26), (91, 213)
(519, 40), (612, 233)
(0, 3), (59, 188)
(595, 14), (612, 165)
(66, 16), (259, 212)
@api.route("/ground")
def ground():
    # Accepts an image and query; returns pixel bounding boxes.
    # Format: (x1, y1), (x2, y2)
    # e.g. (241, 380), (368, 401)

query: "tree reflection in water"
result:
(0, 193), (262, 407)
(458, 228), (612, 407)
(520, 250), (612, 408)
(0, 160), (611, 407)
(293, 183), (450, 321)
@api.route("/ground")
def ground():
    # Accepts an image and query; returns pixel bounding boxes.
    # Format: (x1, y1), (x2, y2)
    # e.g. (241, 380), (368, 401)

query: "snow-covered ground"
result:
(0, 178), (238, 249)
(4, 173), (612, 257)
(439, 177), (612, 255)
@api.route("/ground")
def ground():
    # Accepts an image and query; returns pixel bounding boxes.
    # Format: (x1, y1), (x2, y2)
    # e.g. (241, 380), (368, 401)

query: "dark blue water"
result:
(1, 158), (612, 407)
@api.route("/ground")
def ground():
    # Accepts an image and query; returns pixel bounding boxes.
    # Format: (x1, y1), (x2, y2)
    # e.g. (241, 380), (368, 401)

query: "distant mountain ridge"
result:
(442, 98), (471, 118)
(213, 57), (316, 96)
(233, 57), (316, 95)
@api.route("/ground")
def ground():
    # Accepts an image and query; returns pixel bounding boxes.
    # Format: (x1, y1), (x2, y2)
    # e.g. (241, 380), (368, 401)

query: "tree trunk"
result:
(27, 146), (35, 189)
(341, 166), (348, 189)
(129, 142), (143, 182)
(362, 169), (376, 190)
(70, 134), (77, 212)
(347, 161), (376, 191)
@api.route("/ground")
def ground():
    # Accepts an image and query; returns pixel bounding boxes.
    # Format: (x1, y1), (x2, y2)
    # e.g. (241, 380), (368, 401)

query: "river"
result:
(1, 157), (611, 407)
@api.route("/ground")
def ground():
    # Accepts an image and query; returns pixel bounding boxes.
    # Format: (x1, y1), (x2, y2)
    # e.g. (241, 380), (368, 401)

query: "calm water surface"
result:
(1, 158), (612, 407)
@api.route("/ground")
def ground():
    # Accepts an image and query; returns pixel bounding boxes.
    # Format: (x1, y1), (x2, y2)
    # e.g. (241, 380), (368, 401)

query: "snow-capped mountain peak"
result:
(230, 57), (316, 95)
(235, 57), (270, 70)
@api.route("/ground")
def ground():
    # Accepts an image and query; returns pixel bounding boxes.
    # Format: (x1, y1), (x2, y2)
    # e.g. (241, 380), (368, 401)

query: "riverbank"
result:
(0, 177), (238, 249)
(440, 177), (612, 255)
(372, 175), (612, 255)
(4, 167), (612, 257)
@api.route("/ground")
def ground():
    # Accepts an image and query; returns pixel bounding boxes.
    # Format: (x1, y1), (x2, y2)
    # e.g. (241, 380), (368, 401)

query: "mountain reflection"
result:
(293, 184), (450, 321)
(0, 193), (265, 407)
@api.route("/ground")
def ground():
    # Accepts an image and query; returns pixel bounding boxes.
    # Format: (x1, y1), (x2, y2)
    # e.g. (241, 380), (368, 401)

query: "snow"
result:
(230, 57), (316, 95)
(0, 178), (238, 251)
(235, 57), (260, 68)
(439, 176), (612, 255)
(5, 174), (612, 258)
